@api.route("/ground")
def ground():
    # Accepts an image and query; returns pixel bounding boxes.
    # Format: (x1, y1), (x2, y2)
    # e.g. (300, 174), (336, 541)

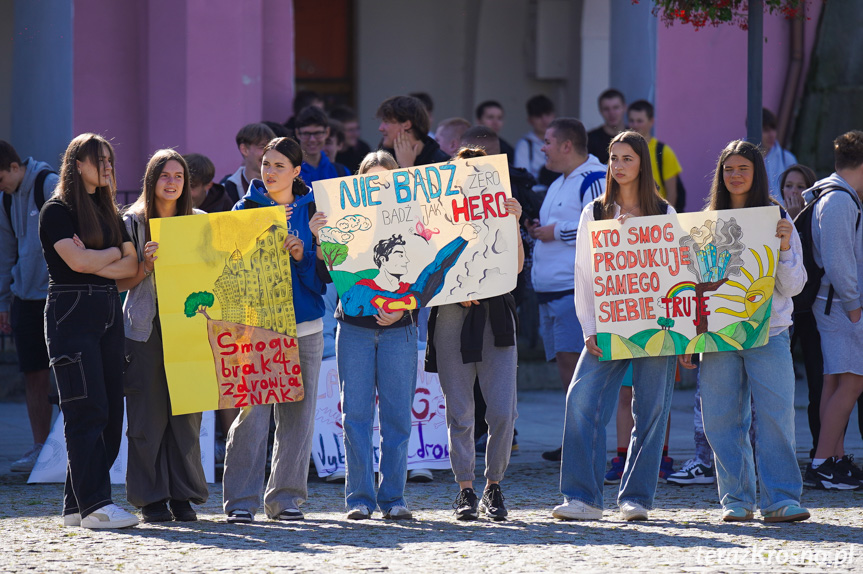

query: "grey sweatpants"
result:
(123, 325), (208, 508)
(222, 331), (323, 518)
(433, 304), (518, 483)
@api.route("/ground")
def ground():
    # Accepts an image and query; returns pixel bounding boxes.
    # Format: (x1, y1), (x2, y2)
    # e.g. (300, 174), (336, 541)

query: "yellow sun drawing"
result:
(713, 245), (775, 319)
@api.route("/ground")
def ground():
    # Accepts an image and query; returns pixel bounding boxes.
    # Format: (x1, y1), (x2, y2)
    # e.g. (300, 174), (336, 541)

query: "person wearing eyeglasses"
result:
(294, 107), (349, 185)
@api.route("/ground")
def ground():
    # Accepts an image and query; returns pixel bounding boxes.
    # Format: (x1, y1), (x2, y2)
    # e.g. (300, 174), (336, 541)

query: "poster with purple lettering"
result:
(312, 154), (517, 314)
(151, 207), (303, 415)
(587, 206), (781, 360)
(312, 352), (450, 477)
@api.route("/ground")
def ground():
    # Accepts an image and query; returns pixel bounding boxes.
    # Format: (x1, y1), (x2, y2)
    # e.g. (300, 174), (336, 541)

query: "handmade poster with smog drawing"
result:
(312, 154), (518, 315)
(586, 206), (782, 360)
(151, 207), (303, 415)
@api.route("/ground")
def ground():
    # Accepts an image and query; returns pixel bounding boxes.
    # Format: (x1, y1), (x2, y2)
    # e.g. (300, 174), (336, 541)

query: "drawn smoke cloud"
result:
(319, 227), (354, 245)
(336, 215), (372, 233)
(320, 215), (372, 245)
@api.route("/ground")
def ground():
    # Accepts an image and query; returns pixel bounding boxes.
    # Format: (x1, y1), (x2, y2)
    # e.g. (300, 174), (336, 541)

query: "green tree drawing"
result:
(321, 242), (348, 271)
(657, 317), (676, 331)
(184, 291), (215, 320)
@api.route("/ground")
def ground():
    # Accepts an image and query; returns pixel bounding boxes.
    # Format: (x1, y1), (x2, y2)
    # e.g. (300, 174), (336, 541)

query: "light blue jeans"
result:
(560, 352), (676, 510)
(336, 320), (418, 513)
(699, 329), (802, 513)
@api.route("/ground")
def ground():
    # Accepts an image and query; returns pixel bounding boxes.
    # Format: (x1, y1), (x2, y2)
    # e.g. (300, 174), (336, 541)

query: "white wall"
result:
(578, 0), (611, 131)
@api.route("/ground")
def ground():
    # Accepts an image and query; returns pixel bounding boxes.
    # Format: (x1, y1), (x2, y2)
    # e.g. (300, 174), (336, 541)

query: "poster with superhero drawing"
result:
(312, 155), (518, 315)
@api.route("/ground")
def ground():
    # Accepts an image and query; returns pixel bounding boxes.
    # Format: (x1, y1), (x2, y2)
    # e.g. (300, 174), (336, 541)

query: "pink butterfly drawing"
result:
(413, 221), (441, 243)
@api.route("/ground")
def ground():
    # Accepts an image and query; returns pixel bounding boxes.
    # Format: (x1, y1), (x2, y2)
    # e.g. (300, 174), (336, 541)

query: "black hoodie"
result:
(382, 134), (450, 167)
(198, 182), (235, 213)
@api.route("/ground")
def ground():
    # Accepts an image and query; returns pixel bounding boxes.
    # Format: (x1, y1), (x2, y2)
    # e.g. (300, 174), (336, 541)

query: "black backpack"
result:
(792, 184), (861, 316)
(3, 168), (55, 232)
(656, 141), (687, 213)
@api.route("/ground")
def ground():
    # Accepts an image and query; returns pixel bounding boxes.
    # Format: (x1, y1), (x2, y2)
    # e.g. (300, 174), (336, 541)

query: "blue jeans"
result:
(560, 352), (676, 510)
(699, 329), (802, 513)
(336, 320), (417, 512)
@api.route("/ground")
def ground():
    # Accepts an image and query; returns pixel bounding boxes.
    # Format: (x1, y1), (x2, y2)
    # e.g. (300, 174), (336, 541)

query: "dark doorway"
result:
(294, 0), (355, 109)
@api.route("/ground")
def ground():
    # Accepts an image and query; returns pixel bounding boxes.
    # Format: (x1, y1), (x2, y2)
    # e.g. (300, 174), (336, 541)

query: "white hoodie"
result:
(531, 154), (607, 293)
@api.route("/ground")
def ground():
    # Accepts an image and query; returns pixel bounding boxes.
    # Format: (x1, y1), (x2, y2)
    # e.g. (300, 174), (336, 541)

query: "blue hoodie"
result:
(232, 179), (326, 327)
(300, 151), (342, 186)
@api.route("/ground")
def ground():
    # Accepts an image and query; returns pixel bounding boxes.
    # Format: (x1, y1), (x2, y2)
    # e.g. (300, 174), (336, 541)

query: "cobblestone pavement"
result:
(2, 385), (862, 573)
(2, 466), (862, 573)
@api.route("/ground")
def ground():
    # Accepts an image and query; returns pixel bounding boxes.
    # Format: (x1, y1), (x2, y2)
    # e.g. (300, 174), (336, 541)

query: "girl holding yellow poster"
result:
(120, 150), (209, 523)
(221, 137), (327, 524)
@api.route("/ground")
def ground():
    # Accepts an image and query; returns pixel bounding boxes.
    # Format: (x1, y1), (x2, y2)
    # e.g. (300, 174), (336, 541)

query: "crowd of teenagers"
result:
(2, 89), (863, 530)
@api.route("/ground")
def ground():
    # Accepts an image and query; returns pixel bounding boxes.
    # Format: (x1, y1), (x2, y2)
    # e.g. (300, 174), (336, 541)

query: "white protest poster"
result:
(312, 155), (517, 316)
(587, 206), (781, 360)
(311, 352), (451, 477)
(28, 408), (216, 484)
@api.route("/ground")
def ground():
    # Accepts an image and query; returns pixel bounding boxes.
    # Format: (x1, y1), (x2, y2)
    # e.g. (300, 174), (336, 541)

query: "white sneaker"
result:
(383, 505), (413, 520)
(407, 468), (433, 483)
(325, 469), (346, 483)
(620, 501), (649, 521)
(63, 513), (81, 527)
(346, 505), (371, 520)
(552, 499), (603, 520)
(80, 504), (139, 529)
(11, 444), (43, 473)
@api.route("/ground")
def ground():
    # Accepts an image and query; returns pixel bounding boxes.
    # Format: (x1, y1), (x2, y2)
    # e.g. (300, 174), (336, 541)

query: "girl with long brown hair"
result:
(680, 140), (809, 523)
(119, 150), (208, 522)
(38, 133), (138, 529)
(553, 131), (677, 522)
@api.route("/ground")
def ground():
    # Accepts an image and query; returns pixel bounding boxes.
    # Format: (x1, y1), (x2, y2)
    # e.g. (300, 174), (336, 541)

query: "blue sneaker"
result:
(604, 456), (625, 484)
(659, 456), (675, 482)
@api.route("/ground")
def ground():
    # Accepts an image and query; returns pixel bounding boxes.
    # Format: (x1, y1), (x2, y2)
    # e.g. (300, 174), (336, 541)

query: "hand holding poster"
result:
(588, 206), (781, 360)
(312, 154), (518, 314)
(151, 207), (303, 414)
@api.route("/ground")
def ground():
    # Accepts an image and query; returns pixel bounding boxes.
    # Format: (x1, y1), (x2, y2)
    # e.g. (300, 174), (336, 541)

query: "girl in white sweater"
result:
(552, 131), (676, 522)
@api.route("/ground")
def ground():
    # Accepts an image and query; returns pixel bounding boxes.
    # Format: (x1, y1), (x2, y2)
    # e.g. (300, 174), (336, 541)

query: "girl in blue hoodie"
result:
(222, 137), (327, 523)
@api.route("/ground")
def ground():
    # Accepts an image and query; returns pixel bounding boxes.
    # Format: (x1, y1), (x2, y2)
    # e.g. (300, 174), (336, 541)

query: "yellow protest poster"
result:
(151, 207), (304, 415)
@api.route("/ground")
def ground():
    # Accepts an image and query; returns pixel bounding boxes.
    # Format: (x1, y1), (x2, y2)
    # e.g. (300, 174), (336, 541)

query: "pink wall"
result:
(655, 9), (820, 209)
(73, 0), (295, 193)
(73, 0), (147, 194)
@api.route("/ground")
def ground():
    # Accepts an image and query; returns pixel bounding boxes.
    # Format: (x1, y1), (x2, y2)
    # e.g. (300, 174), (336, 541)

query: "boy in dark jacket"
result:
(184, 153), (233, 213)
(376, 95), (449, 168)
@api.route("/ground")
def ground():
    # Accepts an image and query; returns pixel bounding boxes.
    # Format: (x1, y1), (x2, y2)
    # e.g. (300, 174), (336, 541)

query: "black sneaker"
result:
(226, 510), (253, 524)
(169, 500), (197, 522)
(452, 488), (479, 520)
(837, 455), (863, 481)
(141, 501), (173, 523)
(804, 457), (861, 490)
(542, 446), (562, 462)
(479, 484), (508, 521)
